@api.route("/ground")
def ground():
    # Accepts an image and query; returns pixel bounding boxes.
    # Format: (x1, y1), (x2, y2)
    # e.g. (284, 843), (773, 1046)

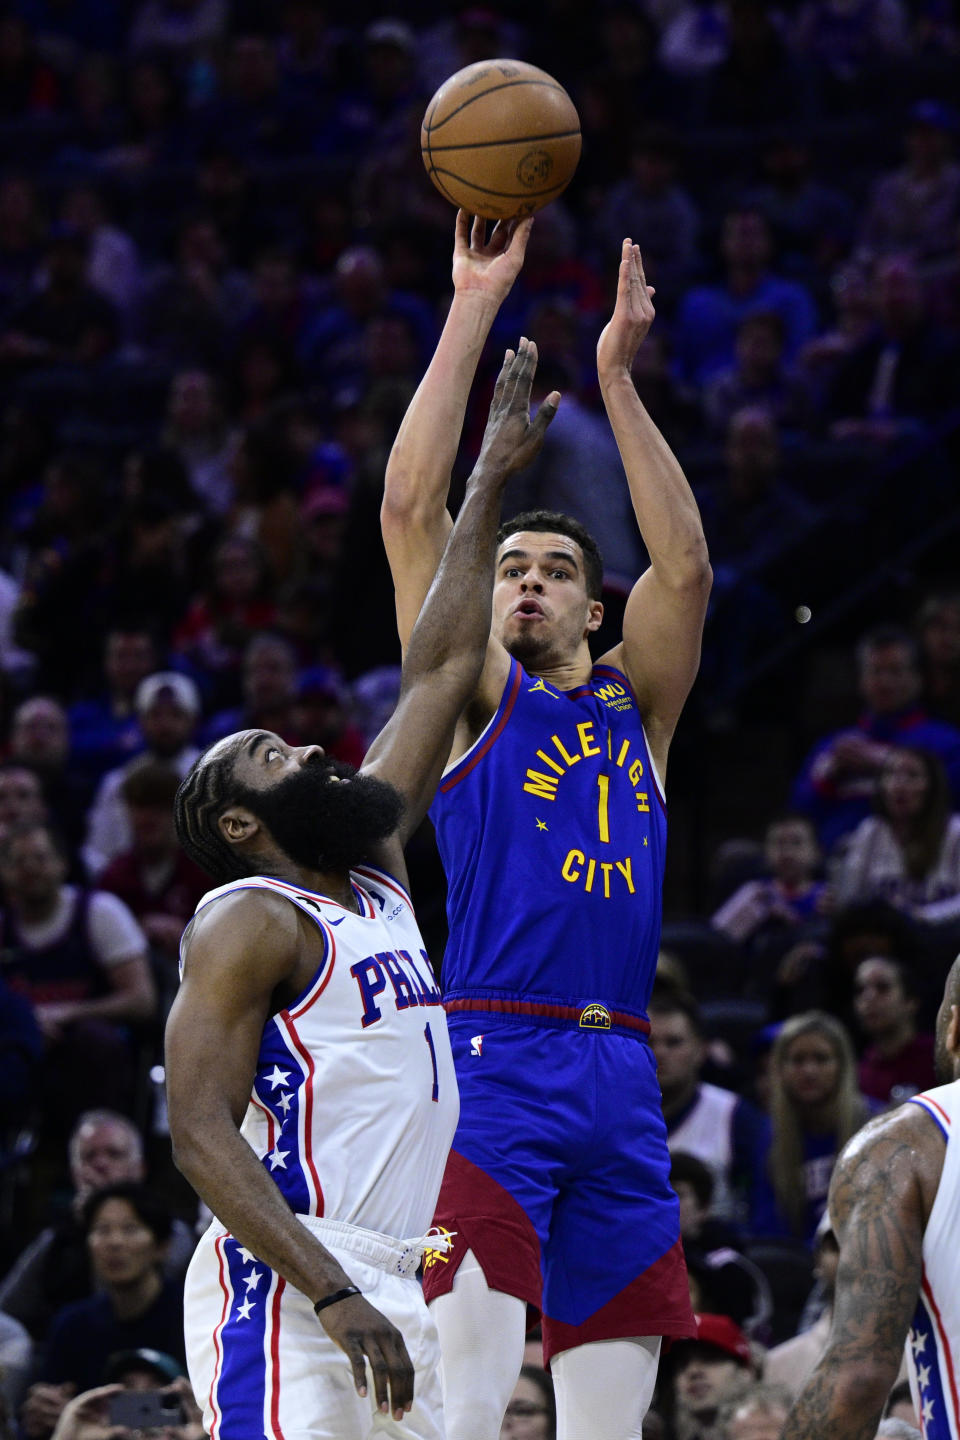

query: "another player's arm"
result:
(381, 210), (533, 651)
(782, 1103), (936, 1440)
(366, 341), (558, 847)
(596, 241), (712, 781)
(165, 891), (416, 1421)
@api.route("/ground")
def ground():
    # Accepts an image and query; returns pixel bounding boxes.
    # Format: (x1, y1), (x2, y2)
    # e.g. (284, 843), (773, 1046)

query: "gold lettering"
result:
(629, 758), (644, 786)
(535, 749), (565, 776)
(561, 849), (583, 882)
(577, 721), (601, 757)
(523, 770), (559, 801)
(600, 861), (614, 898)
(585, 859), (596, 893)
(615, 858), (635, 894)
(635, 792), (650, 812)
(615, 739), (630, 768)
(551, 733), (580, 767)
(607, 728), (613, 758)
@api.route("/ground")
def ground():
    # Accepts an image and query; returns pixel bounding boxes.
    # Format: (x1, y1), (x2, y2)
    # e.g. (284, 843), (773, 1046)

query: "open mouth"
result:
(515, 600), (544, 619)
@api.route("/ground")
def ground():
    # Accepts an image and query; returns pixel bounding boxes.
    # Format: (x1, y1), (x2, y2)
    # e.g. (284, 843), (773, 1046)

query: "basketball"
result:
(420, 59), (581, 221)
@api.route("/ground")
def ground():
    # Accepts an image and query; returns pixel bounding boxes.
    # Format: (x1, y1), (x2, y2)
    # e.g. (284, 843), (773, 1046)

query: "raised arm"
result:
(166, 891), (417, 1421)
(596, 240), (712, 779)
(365, 341), (558, 841)
(381, 210), (533, 649)
(782, 1103), (937, 1440)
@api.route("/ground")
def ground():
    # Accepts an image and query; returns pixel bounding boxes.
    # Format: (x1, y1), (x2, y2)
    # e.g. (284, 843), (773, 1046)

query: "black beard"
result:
(236, 757), (404, 874)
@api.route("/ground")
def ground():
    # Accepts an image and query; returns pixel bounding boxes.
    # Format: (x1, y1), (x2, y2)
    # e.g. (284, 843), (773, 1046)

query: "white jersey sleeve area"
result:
(184, 871), (459, 1241)
(906, 1082), (960, 1440)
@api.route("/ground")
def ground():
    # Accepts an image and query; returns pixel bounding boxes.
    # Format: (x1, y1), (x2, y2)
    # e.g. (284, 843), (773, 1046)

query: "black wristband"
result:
(313, 1285), (361, 1315)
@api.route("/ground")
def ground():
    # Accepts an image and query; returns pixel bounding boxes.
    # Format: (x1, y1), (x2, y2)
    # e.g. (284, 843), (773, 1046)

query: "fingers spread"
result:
(470, 214), (485, 249)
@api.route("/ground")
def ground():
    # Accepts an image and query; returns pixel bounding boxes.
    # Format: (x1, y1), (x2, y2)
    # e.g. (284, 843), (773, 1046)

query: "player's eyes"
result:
(265, 748), (280, 762)
(551, 570), (569, 580)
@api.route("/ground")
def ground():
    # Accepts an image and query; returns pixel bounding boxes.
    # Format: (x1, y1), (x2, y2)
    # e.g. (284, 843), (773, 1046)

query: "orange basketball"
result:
(420, 59), (581, 221)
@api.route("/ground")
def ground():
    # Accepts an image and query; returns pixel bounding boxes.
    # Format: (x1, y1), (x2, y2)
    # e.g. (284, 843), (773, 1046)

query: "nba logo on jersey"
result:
(470, 1035), (484, 1056)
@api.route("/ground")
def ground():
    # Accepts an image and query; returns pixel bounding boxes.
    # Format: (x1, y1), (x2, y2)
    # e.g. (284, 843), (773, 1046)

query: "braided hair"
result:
(174, 738), (250, 884)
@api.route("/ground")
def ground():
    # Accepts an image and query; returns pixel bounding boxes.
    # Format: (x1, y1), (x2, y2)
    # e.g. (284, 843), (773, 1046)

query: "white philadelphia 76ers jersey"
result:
(906, 1082), (960, 1440)
(187, 866), (459, 1239)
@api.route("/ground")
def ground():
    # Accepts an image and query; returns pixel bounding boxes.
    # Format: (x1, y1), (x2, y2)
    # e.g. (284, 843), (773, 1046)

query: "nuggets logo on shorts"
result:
(423, 1227), (455, 1269)
(579, 1003), (611, 1030)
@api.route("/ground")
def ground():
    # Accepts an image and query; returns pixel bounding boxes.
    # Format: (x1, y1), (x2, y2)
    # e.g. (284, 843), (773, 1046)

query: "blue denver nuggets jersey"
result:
(431, 659), (666, 1017)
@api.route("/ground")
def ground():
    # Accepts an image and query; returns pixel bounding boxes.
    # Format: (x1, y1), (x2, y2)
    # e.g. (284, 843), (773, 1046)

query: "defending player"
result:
(783, 954), (960, 1440)
(164, 344), (558, 1440)
(381, 216), (712, 1440)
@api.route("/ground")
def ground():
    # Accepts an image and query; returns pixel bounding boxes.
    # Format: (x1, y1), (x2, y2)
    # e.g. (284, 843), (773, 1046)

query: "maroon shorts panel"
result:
(421, 1148), (542, 1313)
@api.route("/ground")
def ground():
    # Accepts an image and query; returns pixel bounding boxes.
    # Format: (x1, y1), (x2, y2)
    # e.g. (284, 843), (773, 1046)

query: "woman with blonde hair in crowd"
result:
(836, 746), (960, 927)
(752, 1012), (875, 1245)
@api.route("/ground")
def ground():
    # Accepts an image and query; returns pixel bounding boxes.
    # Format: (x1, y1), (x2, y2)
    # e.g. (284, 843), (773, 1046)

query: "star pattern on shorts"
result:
(243, 1269), (263, 1292)
(236, 1296), (256, 1321)
(923, 1397), (935, 1425)
(268, 1146), (289, 1171)
(265, 1065), (291, 1090)
(277, 1091), (293, 1113)
(237, 1247), (255, 1265)
(911, 1328), (928, 1357)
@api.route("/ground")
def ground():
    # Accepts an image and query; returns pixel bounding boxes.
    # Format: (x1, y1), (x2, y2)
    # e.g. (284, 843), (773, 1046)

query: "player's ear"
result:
(217, 805), (261, 847)
(586, 599), (604, 634)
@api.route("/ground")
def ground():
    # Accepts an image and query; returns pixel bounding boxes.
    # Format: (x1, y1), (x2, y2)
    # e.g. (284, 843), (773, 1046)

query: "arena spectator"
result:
(291, 666), (366, 768)
(83, 672), (201, 879)
(129, 0), (228, 59)
(173, 534), (276, 706)
(826, 255), (960, 443)
(674, 208), (818, 385)
(0, 224), (116, 373)
(835, 746), (960, 925)
(663, 1313), (758, 1440)
(852, 956), (936, 1104)
(746, 137), (855, 278)
(672, 1153), (771, 1334)
(0, 764), (47, 842)
(916, 590), (960, 728)
(649, 991), (769, 1226)
(9, 698), (92, 854)
(860, 101), (960, 264)
(0, 823), (155, 1130)
(752, 1011), (874, 1244)
(67, 626), (159, 781)
(791, 624), (960, 851)
(57, 184), (140, 317)
(161, 368), (237, 518)
(99, 763), (207, 980)
(0, 1109), (194, 1341)
(0, 970), (43, 1142)
(712, 814), (828, 950)
(763, 1215), (839, 1397)
(200, 631), (302, 747)
(499, 1365), (556, 1440)
(138, 214), (249, 370)
(593, 126), (700, 299)
(702, 313), (814, 437)
(20, 1182), (186, 1438)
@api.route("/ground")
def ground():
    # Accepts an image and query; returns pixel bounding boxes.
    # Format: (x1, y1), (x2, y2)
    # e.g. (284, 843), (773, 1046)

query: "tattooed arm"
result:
(782, 1102), (943, 1440)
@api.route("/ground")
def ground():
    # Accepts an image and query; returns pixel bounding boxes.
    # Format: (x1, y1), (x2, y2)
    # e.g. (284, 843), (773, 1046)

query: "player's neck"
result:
(526, 646), (595, 693)
(266, 859), (358, 914)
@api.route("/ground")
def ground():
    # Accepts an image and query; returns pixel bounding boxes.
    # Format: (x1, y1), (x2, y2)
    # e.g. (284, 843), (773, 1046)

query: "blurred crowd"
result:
(0, 0), (959, 1436)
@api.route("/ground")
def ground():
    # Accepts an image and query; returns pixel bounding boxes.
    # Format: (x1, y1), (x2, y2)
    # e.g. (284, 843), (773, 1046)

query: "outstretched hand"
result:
(597, 239), (656, 376)
(452, 210), (533, 304)
(474, 339), (560, 481)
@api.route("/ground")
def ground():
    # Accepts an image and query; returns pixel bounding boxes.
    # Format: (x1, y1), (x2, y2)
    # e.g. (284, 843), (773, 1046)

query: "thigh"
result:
(185, 1232), (445, 1440)
(539, 1039), (694, 1359)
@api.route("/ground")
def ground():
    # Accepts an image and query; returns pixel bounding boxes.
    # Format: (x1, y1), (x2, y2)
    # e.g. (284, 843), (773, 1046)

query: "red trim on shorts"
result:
(422, 1149), (542, 1314)
(250, 1096), (276, 1150)
(439, 661), (522, 792)
(208, 1234), (231, 1437)
(541, 1238), (696, 1366)
(270, 1277), (287, 1438)
(923, 1271), (960, 1426)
